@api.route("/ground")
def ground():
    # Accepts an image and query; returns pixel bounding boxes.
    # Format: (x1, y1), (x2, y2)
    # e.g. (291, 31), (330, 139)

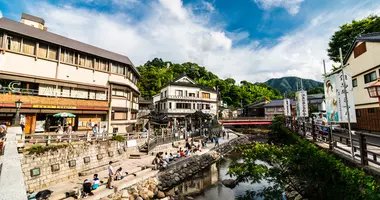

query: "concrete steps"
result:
(129, 153), (149, 159)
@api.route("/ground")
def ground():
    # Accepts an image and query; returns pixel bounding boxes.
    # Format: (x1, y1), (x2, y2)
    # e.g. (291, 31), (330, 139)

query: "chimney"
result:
(21, 13), (47, 31)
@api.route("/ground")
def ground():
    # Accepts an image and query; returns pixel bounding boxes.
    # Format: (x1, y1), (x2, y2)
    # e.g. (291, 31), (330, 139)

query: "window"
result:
(205, 104), (210, 110)
(175, 103), (191, 109)
(60, 48), (74, 64)
(48, 45), (58, 60)
(160, 92), (163, 98)
(112, 63), (118, 73)
(113, 112), (127, 120)
(0, 33), (3, 48)
(130, 112), (137, 120)
(356, 109), (361, 117)
(354, 42), (366, 58)
(99, 59), (107, 71)
(38, 43), (48, 58)
(111, 63), (125, 75)
(193, 103), (195, 109)
(164, 91), (167, 97)
(352, 78), (357, 87)
(164, 103), (166, 109)
(189, 93), (195, 97)
(79, 54), (85, 66)
(364, 71), (377, 83)
(185, 91), (188, 96)
(7, 35), (21, 52)
(86, 56), (93, 68)
(169, 102), (172, 109)
(175, 90), (183, 96)
(368, 108), (375, 113)
(22, 38), (35, 55)
(201, 92), (210, 99)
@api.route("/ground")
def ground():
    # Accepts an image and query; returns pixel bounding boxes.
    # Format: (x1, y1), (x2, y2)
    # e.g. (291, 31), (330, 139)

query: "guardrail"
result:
(15, 131), (146, 146)
(285, 118), (380, 167)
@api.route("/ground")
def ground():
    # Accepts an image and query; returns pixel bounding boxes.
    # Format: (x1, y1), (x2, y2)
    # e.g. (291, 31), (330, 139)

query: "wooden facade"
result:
(353, 107), (380, 132)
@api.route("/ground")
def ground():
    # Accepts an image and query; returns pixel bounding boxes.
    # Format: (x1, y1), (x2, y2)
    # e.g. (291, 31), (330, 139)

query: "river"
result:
(168, 154), (282, 200)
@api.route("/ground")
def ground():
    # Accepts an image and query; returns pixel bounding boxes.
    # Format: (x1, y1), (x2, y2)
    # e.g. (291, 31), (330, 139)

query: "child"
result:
(92, 174), (100, 190)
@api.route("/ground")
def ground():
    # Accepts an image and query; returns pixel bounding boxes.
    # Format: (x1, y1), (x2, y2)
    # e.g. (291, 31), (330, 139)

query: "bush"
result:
(111, 135), (125, 142)
(27, 144), (71, 155)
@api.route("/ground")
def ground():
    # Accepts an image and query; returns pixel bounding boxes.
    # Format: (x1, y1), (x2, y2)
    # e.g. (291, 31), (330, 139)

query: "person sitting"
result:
(82, 179), (94, 198)
(185, 150), (191, 157)
(179, 150), (184, 157)
(176, 151), (181, 158)
(92, 174), (100, 190)
(114, 167), (123, 180)
(164, 152), (170, 163)
(169, 153), (174, 161)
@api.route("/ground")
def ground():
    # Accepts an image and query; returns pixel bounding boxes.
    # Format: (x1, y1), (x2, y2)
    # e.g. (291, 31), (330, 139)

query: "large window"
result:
(99, 59), (107, 71)
(22, 38), (35, 55)
(176, 103), (191, 109)
(38, 43), (48, 58)
(48, 45), (58, 60)
(201, 92), (210, 99)
(113, 112), (127, 120)
(111, 89), (130, 98)
(352, 78), (358, 87)
(175, 90), (183, 96)
(364, 71), (377, 83)
(85, 56), (93, 68)
(60, 48), (75, 64)
(7, 35), (21, 52)
(111, 63), (125, 75)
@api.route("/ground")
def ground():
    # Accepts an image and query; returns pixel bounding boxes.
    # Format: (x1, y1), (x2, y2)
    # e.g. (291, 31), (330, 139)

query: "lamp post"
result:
(365, 79), (380, 105)
(12, 99), (23, 126)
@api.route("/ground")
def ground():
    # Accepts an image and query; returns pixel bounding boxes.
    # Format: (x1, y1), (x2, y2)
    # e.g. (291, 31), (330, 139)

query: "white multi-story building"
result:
(0, 13), (139, 134)
(153, 75), (218, 124)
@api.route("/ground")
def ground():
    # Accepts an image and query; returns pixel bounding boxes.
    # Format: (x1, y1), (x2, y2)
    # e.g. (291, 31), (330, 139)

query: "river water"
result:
(169, 155), (278, 200)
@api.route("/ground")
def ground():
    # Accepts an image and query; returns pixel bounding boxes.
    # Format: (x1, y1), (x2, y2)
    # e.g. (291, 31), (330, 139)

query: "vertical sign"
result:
(283, 99), (291, 116)
(324, 75), (338, 122)
(296, 91), (308, 117)
(335, 71), (357, 123)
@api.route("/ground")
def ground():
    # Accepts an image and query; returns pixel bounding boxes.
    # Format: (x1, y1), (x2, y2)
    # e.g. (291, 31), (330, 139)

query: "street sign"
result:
(283, 98), (291, 116)
(296, 91), (308, 117)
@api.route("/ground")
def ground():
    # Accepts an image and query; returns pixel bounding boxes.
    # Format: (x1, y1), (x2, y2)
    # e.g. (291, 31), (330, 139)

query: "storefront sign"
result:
(296, 90), (308, 118)
(0, 80), (22, 93)
(32, 105), (77, 109)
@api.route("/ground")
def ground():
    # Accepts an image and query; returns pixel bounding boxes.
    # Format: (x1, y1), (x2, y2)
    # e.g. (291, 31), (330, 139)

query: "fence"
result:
(15, 131), (145, 147)
(285, 117), (380, 167)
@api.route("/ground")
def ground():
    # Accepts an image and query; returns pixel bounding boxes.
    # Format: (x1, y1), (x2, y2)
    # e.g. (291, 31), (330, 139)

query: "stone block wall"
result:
(21, 139), (145, 191)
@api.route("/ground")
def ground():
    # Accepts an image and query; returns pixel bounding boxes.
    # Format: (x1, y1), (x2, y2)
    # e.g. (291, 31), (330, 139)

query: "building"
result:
(153, 74), (218, 125)
(244, 99), (269, 117)
(136, 97), (153, 131)
(307, 94), (325, 113)
(343, 32), (380, 131)
(0, 14), (139, 134)
(264, 100), (285, 118)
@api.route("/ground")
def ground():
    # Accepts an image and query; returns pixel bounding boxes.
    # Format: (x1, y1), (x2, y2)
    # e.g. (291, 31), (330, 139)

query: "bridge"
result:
(219, 117), (273, 126)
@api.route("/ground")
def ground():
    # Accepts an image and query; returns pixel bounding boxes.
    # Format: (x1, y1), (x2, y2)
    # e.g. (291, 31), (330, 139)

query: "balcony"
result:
(162, 95), (217, 102)
(160, 108), (214, 115)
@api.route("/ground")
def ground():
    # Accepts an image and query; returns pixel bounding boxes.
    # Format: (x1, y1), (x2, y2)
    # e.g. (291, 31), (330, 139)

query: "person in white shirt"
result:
(107, 161), (114, 189)
(164, 152), (170, 163)
(316, 113), (328, 126)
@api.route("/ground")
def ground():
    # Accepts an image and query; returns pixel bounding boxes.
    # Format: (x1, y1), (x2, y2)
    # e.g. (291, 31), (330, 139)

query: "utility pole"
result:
(339, 48), (355, 161)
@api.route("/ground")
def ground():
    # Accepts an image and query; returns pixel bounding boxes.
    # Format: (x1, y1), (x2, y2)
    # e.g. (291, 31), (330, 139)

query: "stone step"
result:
(129, 153), (149, 159)
(79, 161), (121, 176)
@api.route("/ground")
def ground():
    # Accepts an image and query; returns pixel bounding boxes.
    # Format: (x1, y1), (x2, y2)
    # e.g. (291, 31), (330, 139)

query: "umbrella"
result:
(53, 112), (76, 118)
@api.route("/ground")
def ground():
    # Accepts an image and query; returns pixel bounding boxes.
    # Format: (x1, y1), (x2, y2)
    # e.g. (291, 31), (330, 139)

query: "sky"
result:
(0, 0), (380, 83)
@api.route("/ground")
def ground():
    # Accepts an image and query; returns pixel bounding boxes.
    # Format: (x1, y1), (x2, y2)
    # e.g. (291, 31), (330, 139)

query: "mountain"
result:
(263, 77), (323, 94)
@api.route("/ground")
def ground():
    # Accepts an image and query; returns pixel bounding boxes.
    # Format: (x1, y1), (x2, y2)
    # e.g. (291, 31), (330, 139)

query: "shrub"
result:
(111, 135), (125, 142)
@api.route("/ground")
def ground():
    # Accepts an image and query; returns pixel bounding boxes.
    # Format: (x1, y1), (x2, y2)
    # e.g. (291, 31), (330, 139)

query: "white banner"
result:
(127, 140), (137, 147)
(335, 72), (357, 123)
(283, 99), (291, 116)
(296, 90), (308, 117)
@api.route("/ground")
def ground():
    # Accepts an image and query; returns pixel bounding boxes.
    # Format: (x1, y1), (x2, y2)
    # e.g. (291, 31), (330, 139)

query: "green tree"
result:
(328, 15), (380, 62)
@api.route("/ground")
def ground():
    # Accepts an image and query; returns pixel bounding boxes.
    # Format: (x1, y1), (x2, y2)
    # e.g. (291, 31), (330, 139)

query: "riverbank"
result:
(112, 134), (252, 200)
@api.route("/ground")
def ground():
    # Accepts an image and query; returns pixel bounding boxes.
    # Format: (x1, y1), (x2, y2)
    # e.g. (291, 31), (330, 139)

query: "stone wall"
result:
(21, 139), (145, 191)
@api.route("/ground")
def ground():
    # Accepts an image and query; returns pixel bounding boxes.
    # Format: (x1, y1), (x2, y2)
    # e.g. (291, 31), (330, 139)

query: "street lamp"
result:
(365, 79), (380, 105)
(12, 99), (23, 126)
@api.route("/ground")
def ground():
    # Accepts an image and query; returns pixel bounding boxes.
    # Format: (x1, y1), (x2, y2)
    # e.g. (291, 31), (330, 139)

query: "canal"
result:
(168, 154), (279, 200)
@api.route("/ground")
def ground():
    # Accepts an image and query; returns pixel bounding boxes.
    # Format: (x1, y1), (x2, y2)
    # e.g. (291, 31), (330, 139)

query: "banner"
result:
(324, 72), (356, 123)
(335, 72), (357, 123)
(296, 90), (308, 117)
(35, 121), (45, 132)
(283, 99), (291, 116)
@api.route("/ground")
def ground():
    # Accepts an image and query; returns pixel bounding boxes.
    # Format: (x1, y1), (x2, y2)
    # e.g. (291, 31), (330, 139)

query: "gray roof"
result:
(21, 13), (45, 25)
(264, 99), (296, 107)
(344, 32), (380, 64)
(0, 17), (139, 76)
(308, 93), (324, 99)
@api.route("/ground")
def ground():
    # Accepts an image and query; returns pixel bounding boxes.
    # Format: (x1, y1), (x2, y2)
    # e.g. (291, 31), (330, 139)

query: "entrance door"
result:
(25, 115), (33, 134)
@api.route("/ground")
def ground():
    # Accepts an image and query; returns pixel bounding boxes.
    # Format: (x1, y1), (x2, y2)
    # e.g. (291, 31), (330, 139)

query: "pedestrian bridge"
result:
(219, 117), (273, 126)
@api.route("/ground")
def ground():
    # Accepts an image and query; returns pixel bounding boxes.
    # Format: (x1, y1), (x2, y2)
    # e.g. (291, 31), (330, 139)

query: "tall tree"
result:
(327, 15), (380, 62)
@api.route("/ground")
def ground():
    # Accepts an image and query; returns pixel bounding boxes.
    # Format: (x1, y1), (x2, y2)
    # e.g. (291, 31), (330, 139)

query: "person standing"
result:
(56, 124), (63, 142)
(20, 121), (25, 133)
(67, 123), (73, 135)
(93, 124), (98, 138)
(215, 136), (219, 147)
(107, 161), (114, 189)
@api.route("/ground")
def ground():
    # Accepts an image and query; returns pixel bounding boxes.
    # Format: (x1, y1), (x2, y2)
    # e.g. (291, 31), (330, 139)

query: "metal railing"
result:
(220, 116), (274, 121)
(285, 118), (380, 167)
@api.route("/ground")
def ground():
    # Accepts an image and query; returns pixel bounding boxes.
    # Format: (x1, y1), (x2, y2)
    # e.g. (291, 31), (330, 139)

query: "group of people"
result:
(81, 174), (101, 198)
(0, 122), (7, 138)
(54, 120), (108, 142)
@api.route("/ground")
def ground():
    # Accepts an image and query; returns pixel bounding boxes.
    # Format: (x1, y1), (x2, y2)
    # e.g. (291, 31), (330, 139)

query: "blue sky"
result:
(0, 0), (379, 82)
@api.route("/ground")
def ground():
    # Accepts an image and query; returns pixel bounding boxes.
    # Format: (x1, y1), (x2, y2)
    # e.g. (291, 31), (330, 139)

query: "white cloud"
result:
(253, 0), (304, 15)
(202, 1), (215, 12)
(26, 0), (380, 83)
(0, 11), (2, 18)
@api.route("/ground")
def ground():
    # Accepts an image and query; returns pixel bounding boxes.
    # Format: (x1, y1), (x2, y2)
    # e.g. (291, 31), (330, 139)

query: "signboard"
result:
(283, 98), (291, 116)
(324, 72), (356, 123)
(296, 90), (308, 117)
(127, 140), (137, 147)
(35, 121), (45, 132)
(32, 105), (77, 109)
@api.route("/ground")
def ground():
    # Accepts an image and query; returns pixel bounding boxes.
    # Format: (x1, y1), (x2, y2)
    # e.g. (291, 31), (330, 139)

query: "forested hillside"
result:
(137, 58), (282, 107)
(264, 77), (323, 94)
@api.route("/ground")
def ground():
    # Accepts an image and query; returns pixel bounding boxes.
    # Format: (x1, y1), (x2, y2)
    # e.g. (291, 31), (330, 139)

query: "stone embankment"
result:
(112, 135), (251, 200)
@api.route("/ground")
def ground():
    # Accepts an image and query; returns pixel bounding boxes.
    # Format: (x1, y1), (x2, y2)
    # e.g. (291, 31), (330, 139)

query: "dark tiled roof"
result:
(308, 93), (324, 99)
(21, 13), (45, 25)
(264, 99), (295, 107)
(344, 32), (380, 64)
(0, 17), (139, 76)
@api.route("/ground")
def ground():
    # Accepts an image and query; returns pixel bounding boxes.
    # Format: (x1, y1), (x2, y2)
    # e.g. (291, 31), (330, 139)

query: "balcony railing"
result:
(161, 95), (217, 101)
